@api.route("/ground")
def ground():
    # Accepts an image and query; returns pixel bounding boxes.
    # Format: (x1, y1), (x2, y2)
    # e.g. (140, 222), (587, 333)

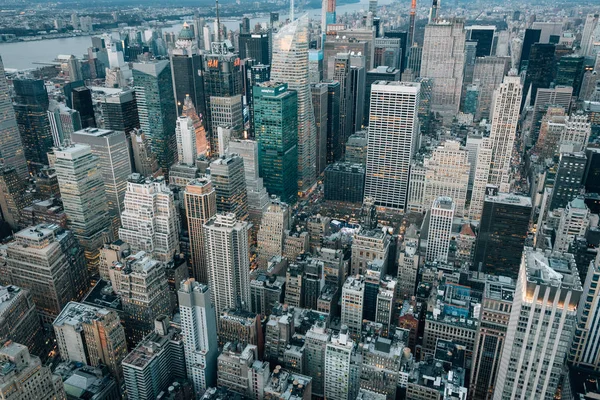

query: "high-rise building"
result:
(555, 55), (585, 97)
(364, 81), (420, 211)
(0, 166), (31, 230)
(523, 43), (556, 107)
(101, 89), (140, 140)
(531, 85), (573, 144)
(333, 53), (354, 144)
(0, 285), (44, 358)
(0, 57), (27, 179)
(209, 95), (244, 152)
(53, 302), (127, 382)
(133, 60), (177, 174)
(466, 25), (495, 57)
(351, 227), (391, 276)
(422, 141), (470, 216)
(470, 276), (515, 400)
(473, 192), (531, 279)
(345, 130), (368, 165)
(518, 28), (541, 71)
(421, 19), (465, 121)
(254, 82), (298, 204)
(0, 342), (65, 399)
(170, 24), (204, 116)
(239, 32), (270, 64)
(570, 252), (600, 370)
(47, 100), (81, 146)
(311, 83), (329, 175)
(549, 152), (587, 211)
(217, 342), (270, 398)
(425, 197), (455, 263)
(256, 199), (290, 268)
(494, 248), (582, 400)
(397, 239), (419, 298)
(349, 64), (366, 134)
(54, 143), (111, 275)
(472, 56), (510, 120)
(326, 80), (342, 163)
(175, 116), (197, 166)
(130, 128), (160, 178)
(555, 197), (590, 253)
(122, 316), (186, 400)
(305, 320), (330, 397)
(184, 178), (217, 283)
(210, 155), (249, 221)
(119, 174), (180, 262)
(71, 128), (132, 236)
(468, 138), (493, 220)
(324, 162), (365, 203)
(109, 251), (170, 346)
(581, 13), (600, 56)
(324, 327), (356, 400)
(178, 279), (219, 396)
(341, 276), (365, 338)
(363, 66), (400, 127)
(70, 86), (95, 129)
(488, 74), (522, 192)
(271, 15), (317, 193)
(203, 213), (251, 314)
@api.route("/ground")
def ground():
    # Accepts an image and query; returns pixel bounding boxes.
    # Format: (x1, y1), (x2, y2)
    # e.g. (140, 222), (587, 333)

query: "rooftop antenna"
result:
(215, 0), (221, 41)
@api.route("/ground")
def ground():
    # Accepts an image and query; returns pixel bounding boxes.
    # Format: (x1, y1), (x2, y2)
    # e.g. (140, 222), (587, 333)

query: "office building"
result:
(109, 251), (170, 346)
(0, 285), (44, 358)
(581, 13), (600, 56)
(470, 277), (515, 400)
(99, 239), (130, 281)
(363, 66), (400, 127)
(209, 95), (244, 152)
(130, 128), (160, 177)
(53, 302), (127, 382)
(239, 32), (270, 64)
(311, 83), (329, 175)
(170, 25), (204, 116)
(254, 82), (298, 204)
(341, 276), (365, 338)
(178, 279), (219, 396)
(519, 28), (541, 71)
(349, 64), (366, 135)
(210, 155), (249, 221)
(472, 56), (510, 120)
(0, 56), (27, 179)
(351, 227), (391, 276)
(203, 214), (251, 314)
(133, 60), (177, 173)
(523, 43), (556, 107)
(217, 343), (269, 398)
(326, 80), (342, 163)
(494, 248), (582, 400)
(69, 86), (95, 129)
(398, 240), (419, 298)
(473, 193), (532, 279)
(536, 107), (568, 159)
(422, 140), (470, 216)
(324, 162), (365, 203)
(271, 15), (317, 193)
(47, 101), (81, 146)
(175, 116), (197, 166)
(364, 81), (419, 211)
(0, 342), (65, 399)
(550, 152), (587, 210)
(585, 148), (600, 194)
(55, 362), (120, 400)
(555, 197), (591, 253)
(257, 199), (290, 268)
(345, 130), (368, 165)
(54, 143), (111, 275)
(0, 166), (30, 230)
(324, 327), (357, 400)
(426, 197), (455, 263)
(122, 316), (186, 400)
(488, 74), (522, 192)
(555, 55), (585, 97)
(531, 86), (573, 144)
(570, 252), (600, 370)
(249, 274), (285, 316)
(71, 128), (132, 236)
(184, 178), (217, 283)
(333, 53), (354, 144)
(218, 309), (263, 353)
(304, 321), (330, 397)
(467, 25), (495, 57)
(13, 79), (52, 170)
(119, 174), (180, 262)
(421, 19), (465, 121)
(101, 89), (140, 139)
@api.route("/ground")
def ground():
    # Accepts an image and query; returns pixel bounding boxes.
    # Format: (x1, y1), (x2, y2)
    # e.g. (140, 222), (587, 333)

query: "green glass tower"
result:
(254, 82), (298, 204)
(132, 60), (177, 175)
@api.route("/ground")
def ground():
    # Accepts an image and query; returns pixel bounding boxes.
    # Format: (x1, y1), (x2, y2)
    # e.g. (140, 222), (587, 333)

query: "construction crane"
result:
(408, 0), (416, 47)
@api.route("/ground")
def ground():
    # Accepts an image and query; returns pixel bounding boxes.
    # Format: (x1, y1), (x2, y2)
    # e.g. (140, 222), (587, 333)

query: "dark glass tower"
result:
(13, 79), (53, 169)
(584, 148), (600, 194)
(325, 81), (342, 164)
(254, 82), (298, 205)
(555, 55), (585, 97)
(238, 32), (270, 65)
(519, 28), (541, 72)
(468, 27), (495, 57)
(523, 43), (556, 107)
(101, 89), (140, 136)
(71, 86), (96, 128)
(550, 152), (587, 211)
(171, 53), (205, 116)
(472, 193), (532, 279)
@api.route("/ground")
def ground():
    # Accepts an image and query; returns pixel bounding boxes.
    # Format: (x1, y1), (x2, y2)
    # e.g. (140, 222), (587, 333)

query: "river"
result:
(0, 0), (393, 71)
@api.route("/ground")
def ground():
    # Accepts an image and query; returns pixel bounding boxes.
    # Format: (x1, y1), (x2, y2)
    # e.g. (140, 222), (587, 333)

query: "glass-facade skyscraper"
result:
(133, 60), (177, 174)
(254, 82), (298, 204)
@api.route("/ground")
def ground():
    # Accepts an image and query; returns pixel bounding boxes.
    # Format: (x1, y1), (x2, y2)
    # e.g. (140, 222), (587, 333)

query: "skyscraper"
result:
(531, 85), (573, 145)
(518, 28), (541, 71)
(333, 53), (354, 143)
(473, 192), (532, 279)
(311, 83), (328, 175)
(472, 56), (510, 121)
(70, 86), (96, 129)
(71, 128), (132, 237)
(119, 174), (180, 262)
(170, 23), (205, 116)
(53, 302), (127, 382)
(549, 152), (587, 211)
(494, 248), (582, 400)
(364, 81), (420, 211)
(364, 66), (400, 127)
(47, 100), (81, 146)
(254, 82), (298, 204)
(133, 60), (177, 174)
(421, 19), (466, 121)
(340, 276), (365, 338)
(488, 74), (522, 192)
(178, 279), (219, 396)
(5, 224), (88, 324)
(239, 32), (270, 64)
(326, 80), (342, 163)
(523, 43), (556, 107)
(256, 199), (290, 268)
(54, 143), (112, 275)
(305, 321), (330, 397)
(425, 196), (455, 263)
(271, 15), (317, 193)
(210, 155), (248, 221)
(554, 197), (590, 253)
(203, 213), (251, 314)
(101, 89), (140, 139)
(580, 13), (599, 56)
(13, 79), (53, 170)
(324, 327), (356, 400)
(175, 116), (197, 166)
(184, 178), (217, 283)
(0, 166), (31, 229)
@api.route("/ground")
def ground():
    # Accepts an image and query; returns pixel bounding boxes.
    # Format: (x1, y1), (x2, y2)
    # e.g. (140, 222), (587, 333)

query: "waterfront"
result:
(0, 0), (393, 71)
